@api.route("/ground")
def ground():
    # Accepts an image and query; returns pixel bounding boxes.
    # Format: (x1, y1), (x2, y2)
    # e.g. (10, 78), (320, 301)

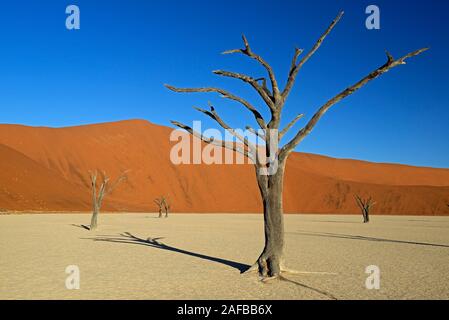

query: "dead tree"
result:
(154, 196), (171, 218)
(154, 196), (165, 218)
(355, 195), (375, 223)
(165, 11), (427, 279)
(163, 196), (171, 218)
(89, 170), (127, 231)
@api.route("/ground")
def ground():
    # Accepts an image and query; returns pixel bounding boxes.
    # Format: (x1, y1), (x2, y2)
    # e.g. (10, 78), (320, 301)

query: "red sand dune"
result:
(0, 119), (448, 215)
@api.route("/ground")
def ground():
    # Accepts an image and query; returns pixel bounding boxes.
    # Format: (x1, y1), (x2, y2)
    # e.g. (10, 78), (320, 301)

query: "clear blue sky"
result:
(0, 0), (448, 168)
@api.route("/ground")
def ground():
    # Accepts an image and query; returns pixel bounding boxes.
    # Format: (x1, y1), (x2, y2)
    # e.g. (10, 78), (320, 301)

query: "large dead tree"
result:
(89, 170), (127, 231)
(165, 11), (427, 279)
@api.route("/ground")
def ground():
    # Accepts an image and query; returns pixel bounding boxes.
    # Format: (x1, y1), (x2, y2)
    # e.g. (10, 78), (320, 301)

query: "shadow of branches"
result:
(84, 232), (250, 272)
(293, 231), (449, 248)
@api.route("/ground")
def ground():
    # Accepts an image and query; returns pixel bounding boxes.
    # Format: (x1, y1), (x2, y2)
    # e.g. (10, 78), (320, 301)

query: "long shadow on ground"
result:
(84, 232), (250, 272)
(85, 232), (339, 299)
(71, 224), (90, 230)
(279, 276), (337, 300)
(293, 231), (449, 248)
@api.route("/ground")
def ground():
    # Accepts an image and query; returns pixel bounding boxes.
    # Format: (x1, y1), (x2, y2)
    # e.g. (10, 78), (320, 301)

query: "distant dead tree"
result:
(154, 196), (170, 218)
(89, 170), (127, 231)
(355, 195), (375, 223)
(154, 196), (164, 218)
(166, 11), (427, 279)
(163, 196), (171, 218)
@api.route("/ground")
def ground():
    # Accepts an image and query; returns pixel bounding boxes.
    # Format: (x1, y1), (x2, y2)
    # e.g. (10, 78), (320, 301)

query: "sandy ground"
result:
(1, 213), (448, 300)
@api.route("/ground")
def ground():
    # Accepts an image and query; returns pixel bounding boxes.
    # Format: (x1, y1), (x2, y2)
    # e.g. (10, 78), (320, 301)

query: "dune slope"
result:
(0, 120), (448, 215)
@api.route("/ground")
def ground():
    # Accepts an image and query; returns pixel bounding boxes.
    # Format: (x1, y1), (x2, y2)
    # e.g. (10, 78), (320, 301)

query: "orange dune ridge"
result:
(0, 119), (448, 215)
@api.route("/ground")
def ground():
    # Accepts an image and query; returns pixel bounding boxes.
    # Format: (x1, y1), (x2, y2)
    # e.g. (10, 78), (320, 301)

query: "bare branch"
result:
(106, 170), (128, 195)
(246, 125), (266, 141)
(99, 171), (110, 185)
(89, 170), (97, 208)
(354, 195), (365, 212)
(255, 78), (271, 97)
(170, 120), (254, 161)
(279, 114), (304, 140)
(89, 170), (97, 186)
(213, 70), (274, 109)
(165, 84), (267, 129)
(193, 103), (256, 151)
(282, 11), (344, 100)
(287, 48), (304, 78)
(222, 34), (281, 99)
(281, 48), (429, 157)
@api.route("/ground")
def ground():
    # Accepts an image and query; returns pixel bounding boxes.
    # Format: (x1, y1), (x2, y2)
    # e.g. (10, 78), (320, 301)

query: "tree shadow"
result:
(71, 224), (90, 230)
(84, 232), (250, 272)
(294, 231), (449, 248)
(279, 276), (337, 300)
(307, 220), (361, 224)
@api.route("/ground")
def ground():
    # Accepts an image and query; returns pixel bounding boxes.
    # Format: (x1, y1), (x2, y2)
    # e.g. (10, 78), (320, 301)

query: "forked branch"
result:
(246, 125), (266, 141)
(193, 102), (256, 151)
(213, 70), (274, 109)
(281, 48), (429, 157)
(170, 120), (254, 161)
(279, 114), (304, 140)
(165, 84), (267, 129)
(282, 11), (344, 100)
(223, 35), (281, 99)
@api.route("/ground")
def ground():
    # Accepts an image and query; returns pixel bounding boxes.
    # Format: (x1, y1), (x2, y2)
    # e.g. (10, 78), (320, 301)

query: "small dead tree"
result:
(166, 11), (427, 279)
(154, 196), (171, 218)
(154, 196), (165, 218)
(89, 170), (127, 231)
(355, 195), (375, 223)
(163, 196), (171, 218)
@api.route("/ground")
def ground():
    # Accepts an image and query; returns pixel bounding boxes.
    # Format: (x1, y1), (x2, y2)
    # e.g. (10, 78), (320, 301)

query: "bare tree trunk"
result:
(90, 204), (99, 230)
(90, 173), (99, 231)
(364, 210), (369, 223)
(256, 161), (286, 277)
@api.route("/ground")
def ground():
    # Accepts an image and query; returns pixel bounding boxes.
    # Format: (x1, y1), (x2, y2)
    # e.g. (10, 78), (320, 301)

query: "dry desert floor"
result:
(1, 213), (448, 300)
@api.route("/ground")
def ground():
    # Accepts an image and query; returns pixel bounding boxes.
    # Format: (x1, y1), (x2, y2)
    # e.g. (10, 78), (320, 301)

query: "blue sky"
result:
(0, 0), (448, 168)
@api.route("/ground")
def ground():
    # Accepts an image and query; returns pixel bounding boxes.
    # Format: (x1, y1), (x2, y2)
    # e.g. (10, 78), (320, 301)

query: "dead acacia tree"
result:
(165, 11), (427, 279)
(355, 195), (375, 223)
(89, 170), (127, 231)
(154, 197), (164, 218)
(154, 196), (170, 218)
(163, 196), (171, 218)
